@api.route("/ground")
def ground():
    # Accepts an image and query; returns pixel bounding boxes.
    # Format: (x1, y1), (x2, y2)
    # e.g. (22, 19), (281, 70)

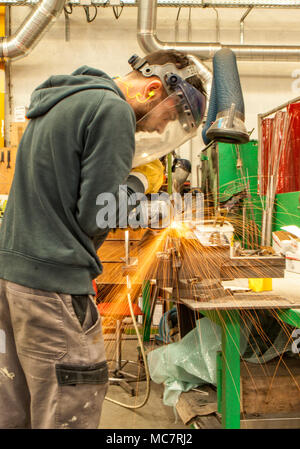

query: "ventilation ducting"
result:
(137, 0), (300, 62)
(1, 0), (65, 59)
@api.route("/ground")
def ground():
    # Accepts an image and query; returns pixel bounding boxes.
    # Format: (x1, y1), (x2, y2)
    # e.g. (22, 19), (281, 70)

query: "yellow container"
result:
(248, 278), (272, 292)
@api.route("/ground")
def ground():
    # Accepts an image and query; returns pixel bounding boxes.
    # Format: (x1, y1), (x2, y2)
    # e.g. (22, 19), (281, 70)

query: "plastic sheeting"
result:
(148, 313), (294, 408)
(148, 318), (221, 408)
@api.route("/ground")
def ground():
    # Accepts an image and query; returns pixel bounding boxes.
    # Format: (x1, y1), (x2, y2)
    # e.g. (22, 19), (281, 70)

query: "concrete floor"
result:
(100, 382), (188, 430)
(100, 337), (189, 430)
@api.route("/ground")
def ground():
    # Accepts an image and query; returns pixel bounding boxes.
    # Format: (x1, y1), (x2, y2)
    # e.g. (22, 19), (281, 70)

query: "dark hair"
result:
(131, 50), (206, 96)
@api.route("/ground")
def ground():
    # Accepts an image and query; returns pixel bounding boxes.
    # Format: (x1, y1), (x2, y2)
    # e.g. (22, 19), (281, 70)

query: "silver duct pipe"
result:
(137, 0), (300, 62)
(240, 6), (253, 45)
(137, 0), (213, 92)
(201, 1), (300, 7)
(187, 54), (212, 95)
(1, 0), (65, 59)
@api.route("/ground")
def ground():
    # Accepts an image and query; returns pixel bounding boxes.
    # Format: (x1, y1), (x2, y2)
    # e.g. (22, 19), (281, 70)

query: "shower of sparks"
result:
(96, 201), (300, 421)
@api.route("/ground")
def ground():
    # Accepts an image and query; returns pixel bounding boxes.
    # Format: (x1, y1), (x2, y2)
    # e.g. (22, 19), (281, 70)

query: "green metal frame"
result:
(201, 309), (241, 429)
(273, 191), (300, 231)
(216, 351), (223, 414)
(218, 141), (259, 203)
(276, 308), (300, 328)
(201, 307), (300, 429)
(142, 280), (151, 342)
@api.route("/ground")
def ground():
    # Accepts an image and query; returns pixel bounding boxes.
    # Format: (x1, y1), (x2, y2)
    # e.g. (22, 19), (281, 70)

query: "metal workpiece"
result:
(153, 247), (180, 287)
(177, 277), (231, 302)
(0, 0), (65, 59)
(121, 229), (139, 275)
(150, 221), (286, 290)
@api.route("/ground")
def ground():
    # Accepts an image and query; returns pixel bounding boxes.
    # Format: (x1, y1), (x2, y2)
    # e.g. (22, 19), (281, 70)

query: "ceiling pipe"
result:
(137, 0), (213, 93)
(173, 6), (212, 94)
(240, 6), (253, 45)
(137, 0), (300, 62)
(187, 53), (212, 95)
(0, 0), (300, 6)
(0, 0), (65, 59)
(212, 7), (220, 43)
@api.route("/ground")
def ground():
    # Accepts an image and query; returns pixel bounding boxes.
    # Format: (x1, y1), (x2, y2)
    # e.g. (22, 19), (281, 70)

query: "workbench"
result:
(97, 229), (300, 428)
(177, 278), (300, 429)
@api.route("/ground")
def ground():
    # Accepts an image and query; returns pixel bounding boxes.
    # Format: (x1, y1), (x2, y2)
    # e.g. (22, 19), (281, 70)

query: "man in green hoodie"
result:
(0, 50), (206, 428)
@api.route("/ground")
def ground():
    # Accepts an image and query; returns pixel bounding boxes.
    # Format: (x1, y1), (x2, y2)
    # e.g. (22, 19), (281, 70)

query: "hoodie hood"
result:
(27, 66), (125, 119)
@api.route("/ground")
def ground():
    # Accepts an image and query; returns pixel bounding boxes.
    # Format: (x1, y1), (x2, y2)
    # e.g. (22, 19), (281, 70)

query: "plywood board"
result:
(241, 358), (300, 415)
(176, 386), (218, 426)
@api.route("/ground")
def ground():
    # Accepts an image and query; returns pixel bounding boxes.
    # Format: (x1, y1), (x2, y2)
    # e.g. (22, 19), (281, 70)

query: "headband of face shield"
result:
(128, 54), (199, 86)
(128, 55), (206, 168)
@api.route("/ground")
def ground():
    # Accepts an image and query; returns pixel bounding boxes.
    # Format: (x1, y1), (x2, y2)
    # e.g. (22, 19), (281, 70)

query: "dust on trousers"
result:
(0, 279), (108, 429)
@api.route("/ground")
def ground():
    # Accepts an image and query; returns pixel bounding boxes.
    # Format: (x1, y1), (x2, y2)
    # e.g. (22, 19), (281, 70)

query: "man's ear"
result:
(144, 79), (163, 101)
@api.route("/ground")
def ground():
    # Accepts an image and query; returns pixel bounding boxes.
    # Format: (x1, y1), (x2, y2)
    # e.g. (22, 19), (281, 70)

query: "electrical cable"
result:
(84, 5), (98, 23)
(104, 231), (151, 409)
(112, 2), (124, 20)
(104, 279), (151, 409)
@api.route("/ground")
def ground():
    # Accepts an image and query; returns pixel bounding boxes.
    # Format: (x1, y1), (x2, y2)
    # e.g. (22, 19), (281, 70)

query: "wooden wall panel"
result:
(0, 147), (18, 195)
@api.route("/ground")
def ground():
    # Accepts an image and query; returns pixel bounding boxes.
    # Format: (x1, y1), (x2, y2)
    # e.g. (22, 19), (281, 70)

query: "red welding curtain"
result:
(261, 117), (273, 195)
(261, 105), (300, 194)
(287, 103), (300, 192)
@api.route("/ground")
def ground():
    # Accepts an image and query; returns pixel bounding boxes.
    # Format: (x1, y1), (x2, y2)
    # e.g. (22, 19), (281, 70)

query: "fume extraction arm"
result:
(202, 48), (249, 146)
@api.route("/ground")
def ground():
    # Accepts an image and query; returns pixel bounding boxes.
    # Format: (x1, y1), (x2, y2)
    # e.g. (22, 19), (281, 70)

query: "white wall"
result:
(8, 5), (300, 186)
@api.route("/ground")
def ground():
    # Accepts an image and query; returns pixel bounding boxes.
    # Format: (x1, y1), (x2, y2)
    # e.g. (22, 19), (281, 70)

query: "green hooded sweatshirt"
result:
(0, 66), (138, 294)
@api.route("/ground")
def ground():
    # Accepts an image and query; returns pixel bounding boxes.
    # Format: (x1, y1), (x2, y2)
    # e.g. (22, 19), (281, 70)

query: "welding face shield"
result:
(133, 76), (206, 168)
(131, 73), (206, 168)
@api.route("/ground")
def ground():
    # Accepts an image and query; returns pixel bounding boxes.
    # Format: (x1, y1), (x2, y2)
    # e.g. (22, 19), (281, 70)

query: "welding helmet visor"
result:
(132, 76), (206, 168)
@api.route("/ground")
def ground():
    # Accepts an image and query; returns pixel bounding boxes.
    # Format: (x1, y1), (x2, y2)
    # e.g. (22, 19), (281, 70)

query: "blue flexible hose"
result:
(202, 48), (245, 144)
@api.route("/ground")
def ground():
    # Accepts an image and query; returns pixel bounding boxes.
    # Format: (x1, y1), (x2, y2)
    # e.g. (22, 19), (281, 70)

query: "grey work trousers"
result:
(0, 278), (109, 429)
